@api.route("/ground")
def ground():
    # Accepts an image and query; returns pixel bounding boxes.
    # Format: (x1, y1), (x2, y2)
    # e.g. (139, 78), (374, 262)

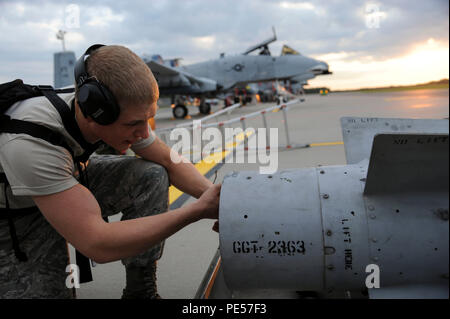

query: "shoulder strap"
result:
(0, 173), (32, 261)
(35, 86), (100, 162)
(1, 84), (101, 162)
(0, 116), (75, 157)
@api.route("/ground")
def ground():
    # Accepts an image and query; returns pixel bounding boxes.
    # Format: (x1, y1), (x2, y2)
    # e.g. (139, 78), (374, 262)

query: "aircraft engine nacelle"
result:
(219, 117), (449, 298)
(196, 77), (218, 92)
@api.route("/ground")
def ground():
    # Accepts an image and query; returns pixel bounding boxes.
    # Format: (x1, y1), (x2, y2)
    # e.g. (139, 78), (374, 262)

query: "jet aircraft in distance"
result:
(144, 27), (331, 118)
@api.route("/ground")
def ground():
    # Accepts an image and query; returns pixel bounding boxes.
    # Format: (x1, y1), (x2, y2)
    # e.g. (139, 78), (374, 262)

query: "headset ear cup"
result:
(78, 82), (105, 122)
(77, 82), (120, 125)
(77, 85), (91, 118)
(98, 85), (121, 124)
(74, 44), (120, 125)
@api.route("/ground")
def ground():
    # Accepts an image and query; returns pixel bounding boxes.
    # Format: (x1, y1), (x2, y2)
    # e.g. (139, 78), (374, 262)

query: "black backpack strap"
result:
(0, 116), (74, 157)
(54, 88), (76, 94)
(1, 169), (93, 282)
(35, 86), (101, 162)
(35, 86), (74, 133)
(0, 173), (33, 261)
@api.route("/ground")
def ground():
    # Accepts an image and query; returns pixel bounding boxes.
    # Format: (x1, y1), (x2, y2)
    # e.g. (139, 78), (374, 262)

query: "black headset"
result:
(74, 44), (121, 125)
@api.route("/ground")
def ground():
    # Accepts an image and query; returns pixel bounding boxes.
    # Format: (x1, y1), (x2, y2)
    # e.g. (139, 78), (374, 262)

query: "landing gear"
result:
(171, 96), (212, 119)
(224, 96), (233, 108)
(232, 88), (252, 106)
(172, 104), (188, 119)
(199, 101), (211, 115)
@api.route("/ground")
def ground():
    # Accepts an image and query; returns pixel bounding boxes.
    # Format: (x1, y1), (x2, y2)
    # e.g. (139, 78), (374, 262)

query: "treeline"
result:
(334, 79), (449, 93)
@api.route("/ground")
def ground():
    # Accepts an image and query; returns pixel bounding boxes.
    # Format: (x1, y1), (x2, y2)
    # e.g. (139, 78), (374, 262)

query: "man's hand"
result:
(194, 183), (221, 220)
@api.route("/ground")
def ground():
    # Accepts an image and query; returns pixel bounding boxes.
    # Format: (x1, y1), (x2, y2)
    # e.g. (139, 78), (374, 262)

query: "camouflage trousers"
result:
(0, 154), (169, 299)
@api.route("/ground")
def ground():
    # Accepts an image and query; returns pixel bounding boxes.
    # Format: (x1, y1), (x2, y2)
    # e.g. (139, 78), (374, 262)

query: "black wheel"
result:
(234, 96), (240, 104)
(173, 104), (188, 119)
(199, 102), (211, 115)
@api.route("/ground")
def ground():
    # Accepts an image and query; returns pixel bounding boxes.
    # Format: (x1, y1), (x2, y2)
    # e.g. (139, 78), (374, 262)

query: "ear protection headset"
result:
(74, 44), (121, 125)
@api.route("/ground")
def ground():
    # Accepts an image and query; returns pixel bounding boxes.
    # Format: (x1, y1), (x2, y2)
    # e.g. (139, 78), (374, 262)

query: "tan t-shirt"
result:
(0, 93), (155, 208)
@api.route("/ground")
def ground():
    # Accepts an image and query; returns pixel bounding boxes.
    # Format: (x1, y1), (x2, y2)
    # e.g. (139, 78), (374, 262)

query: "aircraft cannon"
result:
(218, 117), (449, 298)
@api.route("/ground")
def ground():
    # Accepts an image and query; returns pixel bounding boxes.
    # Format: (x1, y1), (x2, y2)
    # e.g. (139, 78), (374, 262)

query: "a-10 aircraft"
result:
(144, 28), (332, 118)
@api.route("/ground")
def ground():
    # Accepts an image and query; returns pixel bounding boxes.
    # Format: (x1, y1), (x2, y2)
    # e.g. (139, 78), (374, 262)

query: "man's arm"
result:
(134, 137), (213, 198)
(32, 182), (221, 264)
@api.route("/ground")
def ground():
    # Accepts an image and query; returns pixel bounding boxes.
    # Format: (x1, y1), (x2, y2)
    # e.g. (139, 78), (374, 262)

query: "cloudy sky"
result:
(0, 0), (448, 90)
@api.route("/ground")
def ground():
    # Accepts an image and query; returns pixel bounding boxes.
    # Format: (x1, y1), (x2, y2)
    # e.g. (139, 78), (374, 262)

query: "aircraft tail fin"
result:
(364, 133), (449, 195)
(340, 117), (449, 164)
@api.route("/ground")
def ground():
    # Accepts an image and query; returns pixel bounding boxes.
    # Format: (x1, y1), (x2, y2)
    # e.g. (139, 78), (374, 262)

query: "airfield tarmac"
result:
(76, 88), (449, 299)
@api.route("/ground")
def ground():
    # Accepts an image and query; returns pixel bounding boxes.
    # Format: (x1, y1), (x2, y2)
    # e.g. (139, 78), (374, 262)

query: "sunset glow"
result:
(309, 38), (449, 90)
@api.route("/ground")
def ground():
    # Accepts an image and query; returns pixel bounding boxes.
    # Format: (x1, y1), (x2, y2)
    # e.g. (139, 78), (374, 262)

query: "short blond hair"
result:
(84, 45), (158, 108)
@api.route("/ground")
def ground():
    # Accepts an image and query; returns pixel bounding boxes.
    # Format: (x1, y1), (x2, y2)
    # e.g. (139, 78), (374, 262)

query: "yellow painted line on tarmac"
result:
(169, 188), (185, 205)
(169, 131), (253, 205)
(309, 141), (344, 147)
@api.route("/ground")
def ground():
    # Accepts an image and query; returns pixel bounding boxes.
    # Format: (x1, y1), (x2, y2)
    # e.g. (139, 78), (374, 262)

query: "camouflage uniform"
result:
(0, 154), (169, 299)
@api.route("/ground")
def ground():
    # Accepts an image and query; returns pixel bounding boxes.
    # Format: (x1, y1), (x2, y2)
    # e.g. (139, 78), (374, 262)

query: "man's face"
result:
(94, 102), (157, 153)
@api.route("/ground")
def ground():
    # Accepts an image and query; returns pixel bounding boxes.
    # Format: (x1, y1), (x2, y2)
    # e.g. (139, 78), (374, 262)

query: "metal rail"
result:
(155, 98), (309, 156)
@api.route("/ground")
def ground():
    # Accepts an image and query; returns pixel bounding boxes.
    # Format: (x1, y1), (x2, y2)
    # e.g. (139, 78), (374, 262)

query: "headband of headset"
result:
(74, 44), (120, 125)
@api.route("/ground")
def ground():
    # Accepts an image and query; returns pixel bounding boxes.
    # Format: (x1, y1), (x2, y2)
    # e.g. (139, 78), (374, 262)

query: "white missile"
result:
(219, 117), (449, 298)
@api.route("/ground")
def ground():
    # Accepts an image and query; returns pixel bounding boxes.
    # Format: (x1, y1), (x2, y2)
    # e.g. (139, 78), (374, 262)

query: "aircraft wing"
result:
(147, 60), (179, 76)
(146, 61), (217, 95)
